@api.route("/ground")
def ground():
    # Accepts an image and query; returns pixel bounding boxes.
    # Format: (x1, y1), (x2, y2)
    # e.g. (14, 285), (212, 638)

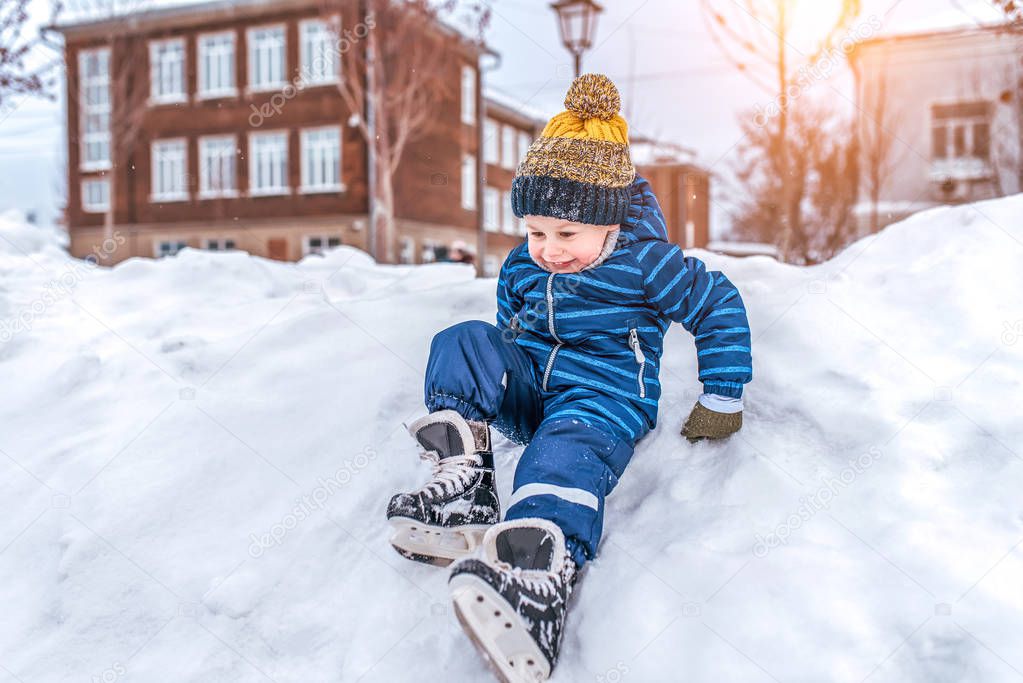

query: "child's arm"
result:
(639, 242), (753, 400)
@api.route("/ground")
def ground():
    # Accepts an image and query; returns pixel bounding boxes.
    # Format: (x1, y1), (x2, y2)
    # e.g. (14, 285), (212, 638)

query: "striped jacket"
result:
(495, 175), (753, 443)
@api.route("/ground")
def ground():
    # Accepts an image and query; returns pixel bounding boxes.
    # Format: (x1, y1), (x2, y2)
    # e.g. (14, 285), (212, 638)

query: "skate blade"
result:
(449, 573), (551, 683)
(388, 517), (489, 566)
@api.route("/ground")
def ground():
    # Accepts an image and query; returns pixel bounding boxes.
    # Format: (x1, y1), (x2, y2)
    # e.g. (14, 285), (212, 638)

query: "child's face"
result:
(525, 215), (619, 273)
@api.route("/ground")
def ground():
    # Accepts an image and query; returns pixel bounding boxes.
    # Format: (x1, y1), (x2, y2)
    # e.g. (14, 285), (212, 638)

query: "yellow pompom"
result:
(564, 73), (621, 121)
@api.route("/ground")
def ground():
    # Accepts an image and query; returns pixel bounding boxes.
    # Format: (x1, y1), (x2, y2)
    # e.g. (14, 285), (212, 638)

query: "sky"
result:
(0, 0), (1007, 235)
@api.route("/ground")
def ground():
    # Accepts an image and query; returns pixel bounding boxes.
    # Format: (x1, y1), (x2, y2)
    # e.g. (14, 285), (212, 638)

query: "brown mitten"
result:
(681, 401), (742, 443)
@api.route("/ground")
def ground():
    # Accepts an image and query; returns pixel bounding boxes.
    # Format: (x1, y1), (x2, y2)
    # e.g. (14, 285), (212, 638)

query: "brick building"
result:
(56, 0), (710, 276)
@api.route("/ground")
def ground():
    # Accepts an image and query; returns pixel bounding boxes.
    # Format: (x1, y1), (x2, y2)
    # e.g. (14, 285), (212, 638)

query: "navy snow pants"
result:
(424, 320), (641, 568)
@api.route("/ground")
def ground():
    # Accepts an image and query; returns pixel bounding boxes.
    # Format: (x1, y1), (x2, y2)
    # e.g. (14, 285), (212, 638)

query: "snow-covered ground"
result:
(0, 197), (1021, 682)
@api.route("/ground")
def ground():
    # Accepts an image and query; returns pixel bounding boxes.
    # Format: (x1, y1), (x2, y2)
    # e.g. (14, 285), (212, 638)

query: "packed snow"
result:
(0, 196), (1021, 682)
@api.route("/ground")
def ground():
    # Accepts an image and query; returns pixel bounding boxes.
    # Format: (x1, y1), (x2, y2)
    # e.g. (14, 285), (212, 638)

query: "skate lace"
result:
(417, 450), (482, 498)
(497, 559), (574, 601)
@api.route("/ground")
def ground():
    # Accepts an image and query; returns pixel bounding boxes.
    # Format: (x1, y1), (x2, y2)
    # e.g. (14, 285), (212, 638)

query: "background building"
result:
(57, 0), (711, 274)
(851, 24), (1023, 234)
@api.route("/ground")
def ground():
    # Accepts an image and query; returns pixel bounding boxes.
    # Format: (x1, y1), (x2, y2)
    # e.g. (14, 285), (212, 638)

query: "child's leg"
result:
(424, 320), (544, 445)
(503, 411), (636, 569)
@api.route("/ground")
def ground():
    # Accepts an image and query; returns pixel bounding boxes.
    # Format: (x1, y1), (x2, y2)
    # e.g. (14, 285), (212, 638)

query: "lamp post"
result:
(550, 0), (603, 77)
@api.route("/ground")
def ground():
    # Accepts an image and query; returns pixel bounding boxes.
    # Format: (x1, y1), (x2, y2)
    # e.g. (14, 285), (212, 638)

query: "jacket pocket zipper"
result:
(628, 327), (646, 398)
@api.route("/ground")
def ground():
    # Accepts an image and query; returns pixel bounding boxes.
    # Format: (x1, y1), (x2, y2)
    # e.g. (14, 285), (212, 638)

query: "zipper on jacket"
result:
(542, 273), (563, 391)
(628, 326), (646, 398)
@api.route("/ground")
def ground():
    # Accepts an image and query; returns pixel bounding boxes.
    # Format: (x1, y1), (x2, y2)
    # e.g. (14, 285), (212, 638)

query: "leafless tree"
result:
(325, 0), (489, 264)
(990, 0), (1023, 25)
(0, 0), (56, 110)
(849, 49), (909, 234)
(730, 96), (858, 264)
(699, 0), (862, 262)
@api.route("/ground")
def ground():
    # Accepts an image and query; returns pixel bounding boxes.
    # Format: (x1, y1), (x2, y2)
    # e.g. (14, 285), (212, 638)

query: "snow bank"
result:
(0, 195), (1021, 682)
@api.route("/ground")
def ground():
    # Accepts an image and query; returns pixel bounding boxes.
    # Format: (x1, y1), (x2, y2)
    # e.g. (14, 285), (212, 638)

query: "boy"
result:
(386, 74), (752, 681)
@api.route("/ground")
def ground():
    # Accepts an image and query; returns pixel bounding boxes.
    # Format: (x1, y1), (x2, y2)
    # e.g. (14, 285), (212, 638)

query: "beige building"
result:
(851, 24), (1023, 234)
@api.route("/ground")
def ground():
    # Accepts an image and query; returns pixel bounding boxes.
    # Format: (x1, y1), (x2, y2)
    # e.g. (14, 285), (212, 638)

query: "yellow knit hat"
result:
(511, 73), (636, 225)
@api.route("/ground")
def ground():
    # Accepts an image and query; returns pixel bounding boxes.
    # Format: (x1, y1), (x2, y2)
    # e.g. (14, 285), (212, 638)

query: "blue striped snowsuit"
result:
(424, 175), (753, 567)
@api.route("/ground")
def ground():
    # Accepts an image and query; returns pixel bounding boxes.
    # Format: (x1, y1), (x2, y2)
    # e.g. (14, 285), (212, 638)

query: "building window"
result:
(518, 131), (531, 164)
(149, 38), (186, 104)
(81, 178), (110, 212)
(198, 31), (236, 98)
(930, 101), (992, 180)
(461, 65), (476, 124)
(483, 186), (499, 232)
(249, 131), (289, 195)
(199, 136), (237, 198)
(303, 234), (342, 256)
(78, 47), (110, 171)
(461, 154), (476, 210)
(502, 190), (516, 234)
(483, 118), (499, 165)
(151, 139), (188, 201)
(300, 126), (342, 192)
(300, 18), (340, 84)
(155, 240), (188, 257)
(399, 236), (415, 264)
(247, 25), (286, 91)
(501, 126), (516, 170)
(203, 238), (236, 250)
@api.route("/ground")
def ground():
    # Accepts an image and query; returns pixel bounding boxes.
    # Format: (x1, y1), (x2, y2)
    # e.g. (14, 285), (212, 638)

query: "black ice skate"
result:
(386, 409), (500, 566)
(448, 518), (579, 682)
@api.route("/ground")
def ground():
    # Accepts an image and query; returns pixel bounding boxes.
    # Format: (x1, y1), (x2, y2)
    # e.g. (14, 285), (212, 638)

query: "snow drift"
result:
(0, 197), (1021, 682)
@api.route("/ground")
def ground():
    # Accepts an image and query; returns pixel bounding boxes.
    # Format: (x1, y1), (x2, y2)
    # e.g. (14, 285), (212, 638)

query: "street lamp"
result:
(550, 0), (603, 77)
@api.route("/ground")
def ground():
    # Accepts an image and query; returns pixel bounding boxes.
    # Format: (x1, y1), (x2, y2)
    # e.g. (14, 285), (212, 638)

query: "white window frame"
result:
(78, 47), (111, 172)
(148, 37), (187, 105)
(247, 24), (287, 93)
(202, 237), (237, 250)
(502, 190), (516, 234)
(483, 118), (499, 165)
(150, 138), (189, 202)
(483, 186), (499, 233)
(300, 126), (343, 193)
(81, 178), (110, 213)
(299, 17), (341, 85)
(928, 99), (992, 181)
(461, 65), (476, 124)
(461, 154), (476, 210)
(248, 131), (290, 196)
(501, 126), (516, 170)
(302, 234), (342, 256)
(198, 135), (238, 198)
(154, 239), (188, 257)
(197, 31), (237, 99)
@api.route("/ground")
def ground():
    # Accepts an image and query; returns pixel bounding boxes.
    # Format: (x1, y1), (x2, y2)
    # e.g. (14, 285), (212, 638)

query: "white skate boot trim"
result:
(450, 572), (552, 683)
(480, 518), (568, 575)
(407, 409), (478, 456)
(388, 517), (490, 564)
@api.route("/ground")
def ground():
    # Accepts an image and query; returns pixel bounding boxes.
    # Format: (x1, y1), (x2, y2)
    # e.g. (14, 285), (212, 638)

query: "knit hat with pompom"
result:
(511, 73), (636, 226)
